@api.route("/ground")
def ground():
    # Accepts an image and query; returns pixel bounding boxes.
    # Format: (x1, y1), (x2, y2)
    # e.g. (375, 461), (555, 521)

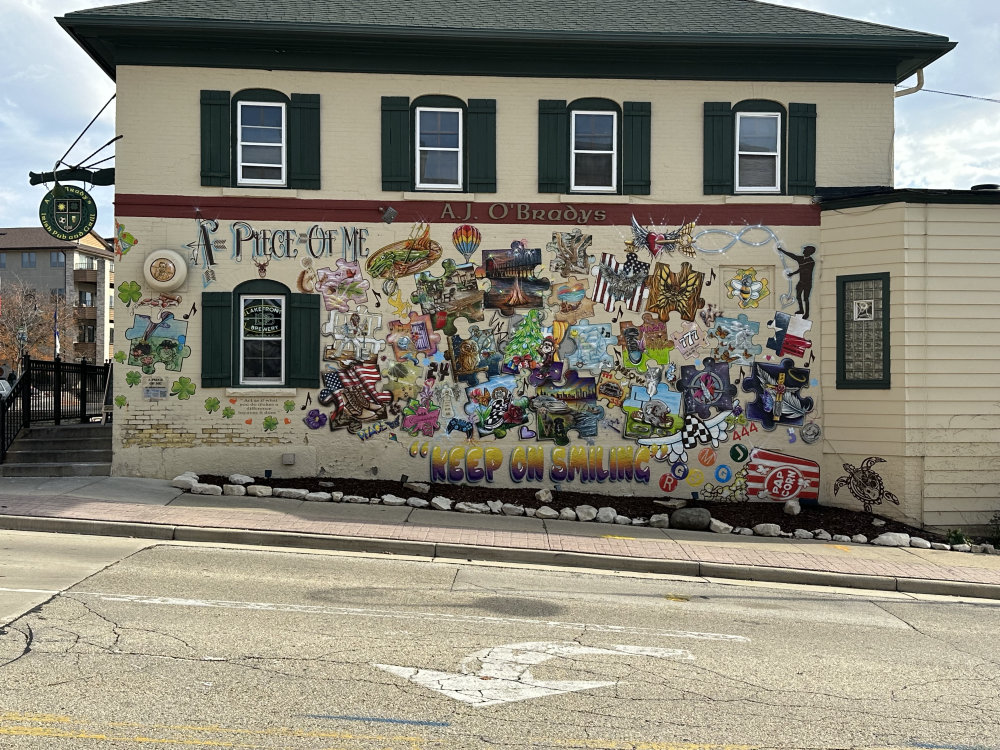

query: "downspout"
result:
(894, 69), (924, 98)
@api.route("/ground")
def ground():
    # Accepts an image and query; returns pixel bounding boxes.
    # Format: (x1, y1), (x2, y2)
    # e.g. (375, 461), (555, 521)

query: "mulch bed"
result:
(200, 473), (950, 543)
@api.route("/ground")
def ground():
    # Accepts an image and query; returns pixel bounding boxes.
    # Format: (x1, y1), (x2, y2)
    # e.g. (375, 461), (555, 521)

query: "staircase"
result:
(0, 423), (112, 477)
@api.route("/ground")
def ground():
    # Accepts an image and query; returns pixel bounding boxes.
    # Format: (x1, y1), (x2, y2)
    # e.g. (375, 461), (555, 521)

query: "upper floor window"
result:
(538, 99), (650, 196)
(50, 251), (65, 267)
(21, 252), (36, 269)
(571, 110), (617, 193)
(703, 100), (816, 197)
(735, 112), (780, 193)
(237, 101), (286, 186)
(0, 254), (6, 269)
(75, 255), (97, 270)
(200, 89), (320, 190)
(415, 107), (463, 190)
(78, 290), (94, 307)
(381, 95), (496, 194)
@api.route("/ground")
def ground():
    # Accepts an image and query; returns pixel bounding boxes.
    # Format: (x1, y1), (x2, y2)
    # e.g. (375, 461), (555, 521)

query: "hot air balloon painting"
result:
(452, 224), (482, 262)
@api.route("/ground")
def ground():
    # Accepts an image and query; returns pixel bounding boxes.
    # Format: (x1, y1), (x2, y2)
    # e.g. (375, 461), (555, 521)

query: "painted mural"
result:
(116, 210), (834, 509)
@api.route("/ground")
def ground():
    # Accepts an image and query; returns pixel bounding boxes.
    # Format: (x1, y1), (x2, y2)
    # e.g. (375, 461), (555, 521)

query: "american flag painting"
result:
(590, 252), (650, 312)
(745, 448), (820, 502)
(321, 360), (393, 422)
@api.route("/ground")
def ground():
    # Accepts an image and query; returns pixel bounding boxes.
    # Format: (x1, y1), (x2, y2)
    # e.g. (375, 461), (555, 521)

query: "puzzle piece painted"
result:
(621, 382), (683, 441)
(529, 369), (604, 446)
(646, 261), (705, 323)
(766, 311), (813, 359)
(677, 357), (738, 420)
(616, 313), (674, 372)
(481, 241), (551, 316)
(549, 275), (596, 325)
(670, 321), (703, 359)
(124, 311), (192, 374)
(387, 312), (442, 362)
(547, 229), (593, 275)
(565, 319), (614, 372)
(726, 267), (770, 309)
(322, 304), (385, 362)
(411, 259), (485, 336)
(740, 358), (814, 430)
(707, 313), (762, 366)
(447, 331), (502, 387)
(312, 258), (370, 311)
(590, 251), (650, 312)
(596, 370), (627, 408)
(464, 374), (530, 438)
(382, 360), (421, 402)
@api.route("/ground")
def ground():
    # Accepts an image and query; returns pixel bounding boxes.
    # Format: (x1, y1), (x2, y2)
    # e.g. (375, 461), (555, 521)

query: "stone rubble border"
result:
(173, 474), (998, 557)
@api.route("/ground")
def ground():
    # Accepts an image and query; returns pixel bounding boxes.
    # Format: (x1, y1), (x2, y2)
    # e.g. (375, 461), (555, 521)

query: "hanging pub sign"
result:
(39, 184), (98, 242)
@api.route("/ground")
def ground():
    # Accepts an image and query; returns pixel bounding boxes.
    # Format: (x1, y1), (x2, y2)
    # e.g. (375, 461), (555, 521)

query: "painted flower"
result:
(283, 400), (295, 413)
(263, 415), (278, 431)
(204, 396), (221, 413)
(222, 406), (235, 419)
(113, 351), (127, 364)
(114, 395), (127, 408)
(170, 377), (197, 400)
(118, 280), (142, 307)
(125, 370), (141, 387)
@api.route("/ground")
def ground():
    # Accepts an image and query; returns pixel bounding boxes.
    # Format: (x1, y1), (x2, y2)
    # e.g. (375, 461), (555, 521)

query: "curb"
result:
(3, 513), (999, 601)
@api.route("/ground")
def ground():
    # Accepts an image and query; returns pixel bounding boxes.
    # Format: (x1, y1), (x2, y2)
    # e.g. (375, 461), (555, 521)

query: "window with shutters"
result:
(538, 99), (649, 196)
(201, 89), (321, 190)
(381, 95), (496, 193)
(201, 279), (319, 389)
(735, 112), (780, 193)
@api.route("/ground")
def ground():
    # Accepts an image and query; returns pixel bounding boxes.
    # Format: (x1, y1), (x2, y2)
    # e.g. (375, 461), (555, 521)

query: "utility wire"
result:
(897, 86), (1000, 104)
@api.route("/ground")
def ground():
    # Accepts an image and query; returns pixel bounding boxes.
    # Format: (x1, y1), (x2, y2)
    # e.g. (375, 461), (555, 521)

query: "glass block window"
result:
(837, 272), (889, 389)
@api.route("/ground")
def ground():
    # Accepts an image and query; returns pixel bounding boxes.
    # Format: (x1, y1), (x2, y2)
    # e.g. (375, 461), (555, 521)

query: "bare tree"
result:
(0, 281), (73, 374)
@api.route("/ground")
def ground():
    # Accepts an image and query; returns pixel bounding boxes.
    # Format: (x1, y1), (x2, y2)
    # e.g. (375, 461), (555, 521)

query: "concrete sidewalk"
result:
(2, 476), (999, 601)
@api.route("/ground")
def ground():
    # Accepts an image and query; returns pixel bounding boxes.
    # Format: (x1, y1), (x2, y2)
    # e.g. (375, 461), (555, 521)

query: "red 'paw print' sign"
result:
(746, 448), (819, 502)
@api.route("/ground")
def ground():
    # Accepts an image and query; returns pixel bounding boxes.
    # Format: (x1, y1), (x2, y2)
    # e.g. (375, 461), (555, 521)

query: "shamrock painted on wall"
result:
(118, 280), (142, 307)
(263, 416), (279, 431)
(283, 400), (295, 413)
(113, 351), (127, 364)
(222, 406), (235, 418)
(114, 395), (127, 408)
(205, 396), (221, 413)
(125, 371), (141, 387)
(170, 377), (197, 400)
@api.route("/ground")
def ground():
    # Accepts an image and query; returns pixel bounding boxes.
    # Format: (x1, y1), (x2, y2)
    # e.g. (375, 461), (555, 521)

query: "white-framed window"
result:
(415, 107), (462, 190)
(571, 111), (617, 192)
(240, 295), (285, 384)
(735, 112), (780, 193)
(237, 102), (286, 186)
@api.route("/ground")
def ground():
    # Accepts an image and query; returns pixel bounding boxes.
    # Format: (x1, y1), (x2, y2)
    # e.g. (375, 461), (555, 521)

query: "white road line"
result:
(66, 591), (750, 642)
(0, 587), (61, 595)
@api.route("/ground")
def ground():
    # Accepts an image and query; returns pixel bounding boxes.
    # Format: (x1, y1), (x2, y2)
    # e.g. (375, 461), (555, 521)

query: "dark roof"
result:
(0, 228), (111, 254)
(59, 0), (955, 84)
(819, 187), (1000, 210)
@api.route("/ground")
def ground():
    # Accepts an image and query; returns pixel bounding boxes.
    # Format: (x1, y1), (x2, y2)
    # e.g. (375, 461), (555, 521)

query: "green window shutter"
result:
(467, 99), (497, 193)
(787, 103), (817, 196)
(381, 96), (411, 190)
(703, 102), (733, 195)
(201, 90), (231, 187)
(288, 93), (321, 190)
(201, 292), (233, 387)
(288, 293), (320, 388)
(622, 101), (651, 195)
(538, 100), (568, 193)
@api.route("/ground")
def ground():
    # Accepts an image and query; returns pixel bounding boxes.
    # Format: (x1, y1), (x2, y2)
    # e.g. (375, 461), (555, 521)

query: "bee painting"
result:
(726, 268), (770, 309)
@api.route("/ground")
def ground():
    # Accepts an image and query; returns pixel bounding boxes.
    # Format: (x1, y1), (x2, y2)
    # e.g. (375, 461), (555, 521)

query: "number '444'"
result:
(732, 423), (759, 441)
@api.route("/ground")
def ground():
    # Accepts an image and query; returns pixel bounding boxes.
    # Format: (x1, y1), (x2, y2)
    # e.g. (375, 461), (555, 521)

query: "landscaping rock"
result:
(832, 535), (852, 543)
(535, 506), (559, 520)
(953, 543), (971, 552)
(191, 483), (222, 496)
(649, 514), (671, 529)
(780, 531), (793, 538)
(381, 494), (408, 506)
(783, 499), (801, 516)
(614, 515), (631, 525)
(596, 507), (617, 524)
(329, 492), (344, 502)
(872, 532), (910, 547)
(228, 474), (254, 485)
(171, 477), (198, 490)
(274, 488), (309, 500)
(793, 529), (813, 539)
(430, 496), (452, 511)
(223, 484), (246, 496)
(456, 501), (489, 514)
(304, 491), (332, 502)
(753, 523), (782, 537)
(403, 481), (430, 494)
(632, 517), (648, 526)
(575, 505), (598, 522)
(671, 507), (712, 531)
(851, 534), (867, 544)
(487, 500), (503, 514)
(501, 503), (525, 516)
(738, 527), (754, 536)
(709, 519), (733, 534)
(343, 495), (369, 503)
(525, 508), (536, 517)
(535, 489), (553, 503)
(246, 485), (272, 497)
(559, 508), (577, 521)
(871, 518), (887, 527)
(909, 537), (931, 549)
(406, 496), (430, 508)
(813, 530), (832, 541)
(654, 498), (688, 510)
(930, 542), (950, 551)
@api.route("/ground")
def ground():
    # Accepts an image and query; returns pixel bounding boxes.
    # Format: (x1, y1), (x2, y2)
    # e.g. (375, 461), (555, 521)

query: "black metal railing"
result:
(0, 356), (113, 462)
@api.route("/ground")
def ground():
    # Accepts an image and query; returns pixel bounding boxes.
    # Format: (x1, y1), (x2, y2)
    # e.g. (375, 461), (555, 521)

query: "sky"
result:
(0, 0), (997, 239)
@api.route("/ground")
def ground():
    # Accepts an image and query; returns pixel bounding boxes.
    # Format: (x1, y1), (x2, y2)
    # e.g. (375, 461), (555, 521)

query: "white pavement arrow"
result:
(373, 641), (693, 707)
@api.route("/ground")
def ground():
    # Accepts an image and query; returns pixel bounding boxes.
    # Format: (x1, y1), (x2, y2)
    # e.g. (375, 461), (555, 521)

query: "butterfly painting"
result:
(646, 261), (706, 323)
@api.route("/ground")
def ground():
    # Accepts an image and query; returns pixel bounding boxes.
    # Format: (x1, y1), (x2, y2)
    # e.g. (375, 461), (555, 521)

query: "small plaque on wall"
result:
(143, 375), (168, 400)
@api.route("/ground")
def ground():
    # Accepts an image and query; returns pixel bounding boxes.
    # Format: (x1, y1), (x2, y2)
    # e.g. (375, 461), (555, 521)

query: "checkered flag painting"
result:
(681, 413), (713, 449)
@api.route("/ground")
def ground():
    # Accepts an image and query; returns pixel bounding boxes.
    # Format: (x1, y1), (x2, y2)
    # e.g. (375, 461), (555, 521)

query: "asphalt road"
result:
(1, 531), (998, 749)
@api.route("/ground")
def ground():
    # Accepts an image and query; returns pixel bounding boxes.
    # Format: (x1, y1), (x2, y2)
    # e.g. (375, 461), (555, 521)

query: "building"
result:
(0, 227), (115, 365)
(57, 0), (999, 531)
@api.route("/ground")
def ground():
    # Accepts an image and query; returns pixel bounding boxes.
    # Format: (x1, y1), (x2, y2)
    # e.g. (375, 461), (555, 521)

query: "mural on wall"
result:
(451, 224), (482, 263)
(387, 312), (442, 364)
(591, 251), (650, 312)
(320, 359), (394, 432)
(726, 268), (770, 309)
(465, 374), (530, 438)
(530, 371), (604, 446)
(311, 259), (371, 311)
(630, 216), (696, 259)
(482, 241), (551, 315)
(412, 259), (484, 335)
(549, 276), (596, 325)
(547, 229), (593, 275)
(834, 457), (899, 513)
(124, 311), (191, 374)
(617, 314), (673, 372)
(777, 245), (816, 318)
(322, 305), (385, 362)
(766, 311), (813, 359)
(646, 262), (706, 322)
(741, 359), (814, 430)
(707, 313), (761, 365)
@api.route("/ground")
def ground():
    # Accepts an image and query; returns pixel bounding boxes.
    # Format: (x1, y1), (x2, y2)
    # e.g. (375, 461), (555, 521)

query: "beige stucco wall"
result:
(114, 65), (894, 202)
(819, 201), (1000, 530)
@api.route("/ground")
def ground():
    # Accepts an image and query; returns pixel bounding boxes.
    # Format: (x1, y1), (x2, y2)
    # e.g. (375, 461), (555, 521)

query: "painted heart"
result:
(519, 426), (536, 439)
(245, 418), (252, 424)
(284, 418), (291, 424)
(230, 398), (238, 404)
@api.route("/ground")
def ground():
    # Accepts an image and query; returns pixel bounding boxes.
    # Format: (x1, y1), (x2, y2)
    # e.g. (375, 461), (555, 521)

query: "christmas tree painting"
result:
(503, 309), (545, 370)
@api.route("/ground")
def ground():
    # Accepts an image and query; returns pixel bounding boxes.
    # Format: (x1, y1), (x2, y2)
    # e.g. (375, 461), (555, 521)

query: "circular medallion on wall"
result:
(142, 249), (188, 292)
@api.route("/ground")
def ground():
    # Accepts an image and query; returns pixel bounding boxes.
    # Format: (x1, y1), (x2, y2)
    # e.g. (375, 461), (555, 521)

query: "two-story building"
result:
(57, 0), (999, 532)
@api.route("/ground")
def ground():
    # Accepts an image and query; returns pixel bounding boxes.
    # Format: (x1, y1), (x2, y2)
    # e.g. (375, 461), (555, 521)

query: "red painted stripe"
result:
(114, 194), (821, 226)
